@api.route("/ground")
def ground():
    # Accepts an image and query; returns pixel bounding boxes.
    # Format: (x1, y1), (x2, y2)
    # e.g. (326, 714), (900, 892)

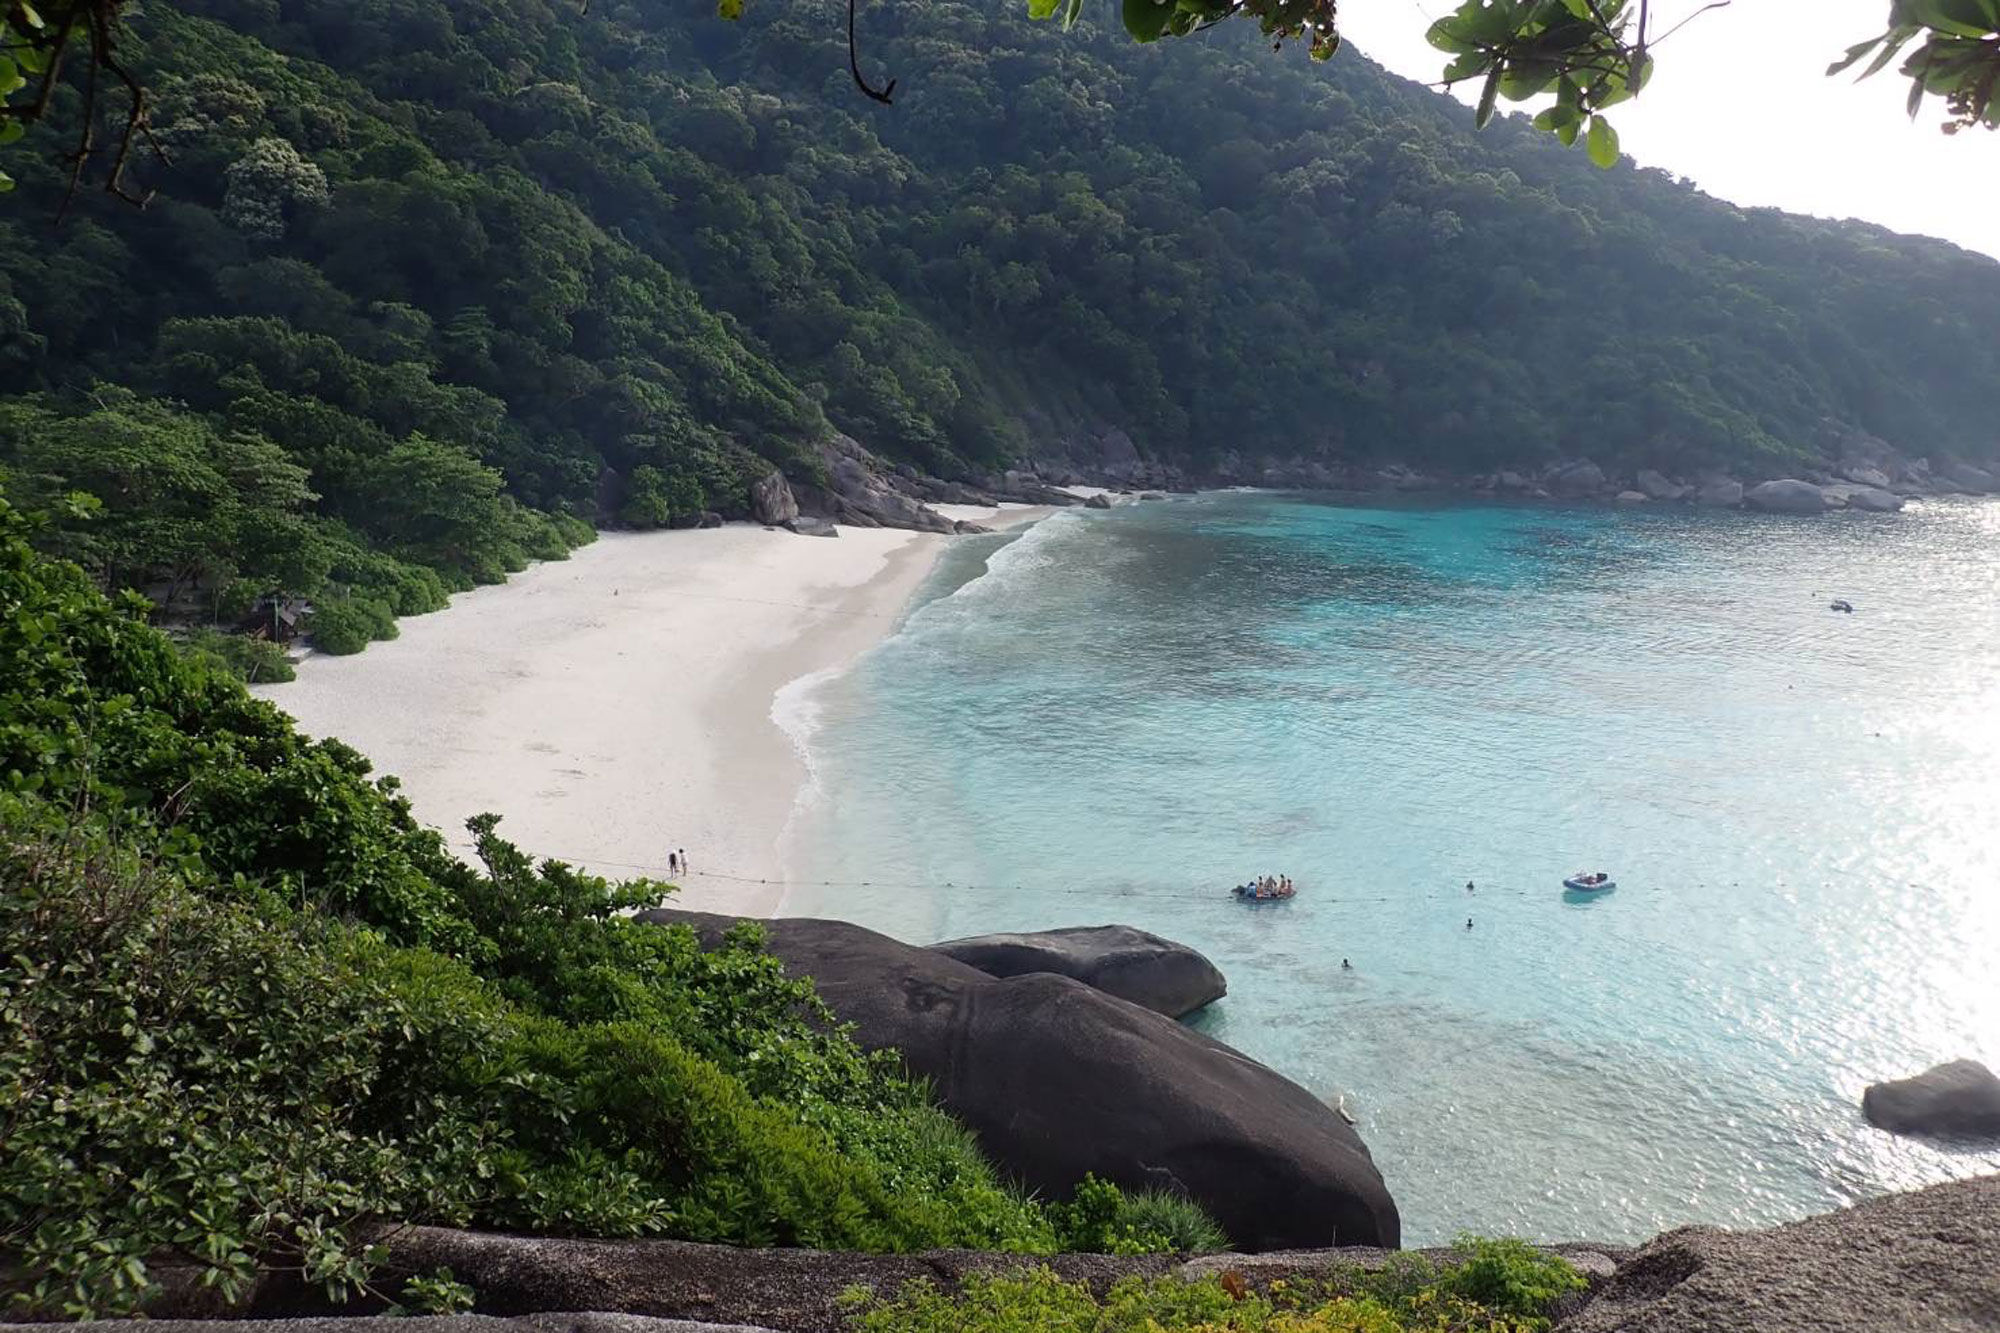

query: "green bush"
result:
(1051, 1174), (1226, 1255)
(308, 595), (397, 654)
(846, 1254), (1585, 1333)
(183, 626), (297, 683)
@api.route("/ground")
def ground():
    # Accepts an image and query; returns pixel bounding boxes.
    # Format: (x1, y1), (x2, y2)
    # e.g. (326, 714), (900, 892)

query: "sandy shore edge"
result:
(253, 504), (1050, 916)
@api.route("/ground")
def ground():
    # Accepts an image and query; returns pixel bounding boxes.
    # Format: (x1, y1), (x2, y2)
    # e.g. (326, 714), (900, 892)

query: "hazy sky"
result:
(1336, 0), (2000, 260)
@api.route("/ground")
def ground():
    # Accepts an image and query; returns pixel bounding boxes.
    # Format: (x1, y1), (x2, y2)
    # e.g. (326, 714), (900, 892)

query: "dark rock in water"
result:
(750, 471), (800, 527)
(931, 924), (1226, 1018)
(1560, 1175), (2000, 1333)
(1140, 491), (1167, 500)
(1743, 479), (1829, 514)
(1941, 460), (1998, 494)
(952, 519), (993, 535)
(1083, 492), (1113, 509)
(1862, 1059), (2000, 1139)
(636, 910), (1400, 1251)
(784, 516), (838, 538)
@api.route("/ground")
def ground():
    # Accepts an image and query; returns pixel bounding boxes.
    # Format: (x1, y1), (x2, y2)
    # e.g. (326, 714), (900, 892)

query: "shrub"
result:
(1050, 1174), (1225, 1255)
(307, 595), (397, 654)
(183, 626), (297, 683)
(847, 1257), (1585, 1333)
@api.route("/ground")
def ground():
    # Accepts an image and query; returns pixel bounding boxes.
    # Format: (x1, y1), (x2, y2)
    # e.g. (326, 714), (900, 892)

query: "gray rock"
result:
(1140, 491), (1167, 501)
(1083, 492), (1113, 509)
(1941, 460), (1998, 494)
(695, 512), (724, 530)
(1546, 459), (1608, 497)
(1743, 479), (1830, 514)
(1614, 490), (1649, 505)
(1841, 465), (1893, 490)
(1863, 1060), (2000, 1139)
(784, 517), (838, 538)
(932, 925), (1226, 1018)
(749, 472), (799, 527)
(1634, 470), (1687, 501)
(1559, 1174), (2000, 1333)
(952, 519), (993, 535)
(1846, 486), (1905, 513)
(1496, 470), (1530, 492)
(636, 911), (1399, 1251)
(1695, 478), (1744, 507)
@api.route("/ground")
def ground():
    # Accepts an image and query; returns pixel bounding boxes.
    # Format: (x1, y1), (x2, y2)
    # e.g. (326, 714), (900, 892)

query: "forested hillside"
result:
(3, 0), (1999, 649)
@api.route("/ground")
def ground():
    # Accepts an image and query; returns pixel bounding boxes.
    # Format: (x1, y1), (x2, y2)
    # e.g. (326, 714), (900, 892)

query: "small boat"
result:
(1830, 599), (1854, 613)
(1563, 873), (1615, 893)
(1231, 882), (1296, 902)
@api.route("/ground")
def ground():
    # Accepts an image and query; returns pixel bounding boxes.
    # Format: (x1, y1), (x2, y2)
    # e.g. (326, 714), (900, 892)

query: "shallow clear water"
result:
(779, 491), (2000, 1246)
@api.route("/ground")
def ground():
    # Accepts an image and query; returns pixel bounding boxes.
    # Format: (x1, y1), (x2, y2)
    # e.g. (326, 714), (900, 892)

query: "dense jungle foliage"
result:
(1, 0), (1999, 653)
(0, 498), (1224, 1318)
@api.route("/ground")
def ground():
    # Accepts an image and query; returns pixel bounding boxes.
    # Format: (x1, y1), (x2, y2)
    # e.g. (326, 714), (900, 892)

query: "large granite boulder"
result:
(636, 911), (1399, 1251)
(1634, 470), (1687, 501)
(1695, 478), (1744, 508)
(1841, 464), (1893, 490)
(1845, 486), (1905, 513)
(1545, 459), (1607, 497)
(750, 472), (800, 527)
(931, 925), (1226, 1019)
(1083, 492), (1113, 509)
(1862, 1060), (2000, 1139)
(1559, 1174), (2000, 1333)
(1614, 490), (1649, 505)
(1744, 479), (1830, 514)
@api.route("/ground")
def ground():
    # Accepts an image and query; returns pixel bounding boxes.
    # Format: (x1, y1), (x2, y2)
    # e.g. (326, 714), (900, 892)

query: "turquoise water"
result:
(779, 491), (2000, 1246)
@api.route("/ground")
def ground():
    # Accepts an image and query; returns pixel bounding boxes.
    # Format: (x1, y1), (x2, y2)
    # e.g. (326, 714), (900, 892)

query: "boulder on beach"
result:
(1559, 1175), (2000, 1333)
(1845, 486), (1905, 513)
(1614, 490), (1649, 504)
(1842, 465), (1893, 490)
(1744, 479), (1830, 514)
(1696, 478), (1744, 507)
(1862, 1059), (2000, 1139)
(785, 516), (838, 538)
(952, 519), (993, 535)
(1495, 470), (1529, 492)
(931, 924), (1226, 1018)
(636, 910), (1400, 1252)
(1634, 469), (1687, 501)
(1084, 492), (1113, 509)
(751, 471), (800, 527)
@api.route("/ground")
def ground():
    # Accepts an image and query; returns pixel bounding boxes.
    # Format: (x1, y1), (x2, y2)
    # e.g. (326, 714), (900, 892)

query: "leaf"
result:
(1586, 113), (1620, 167)
(715, 0), (743, 18)
(1426, 18), (1476, 53)
(1122, 0), (1175, 42)
(1476, 68), (1501, 127)
(1028, 0), (1060, 17)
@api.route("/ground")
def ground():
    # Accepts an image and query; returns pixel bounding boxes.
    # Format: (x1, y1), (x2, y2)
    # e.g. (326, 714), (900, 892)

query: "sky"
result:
(1335, 0), (2000, 260)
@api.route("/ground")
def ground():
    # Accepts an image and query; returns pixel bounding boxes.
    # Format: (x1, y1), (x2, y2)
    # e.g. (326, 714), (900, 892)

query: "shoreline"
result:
(252, 504), (1051, 916)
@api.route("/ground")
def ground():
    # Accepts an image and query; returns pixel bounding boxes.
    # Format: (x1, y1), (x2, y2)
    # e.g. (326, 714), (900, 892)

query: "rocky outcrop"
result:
(785, 516), (837, 538)
(1559, 1174), (2000, 1333)
(636, 911), (1399, 1251)
(794, 436), (957, 534)
(1821, 483), (1905, 513)
(1743, 479), (1829, 514)
(1083, 492), (1113, 509)
(1695, 478), (1744, 508)
(1862, 1060), (2000, 1139)
(1634, 470), (1687, 501)
(750, 472), (800, 528)
(931, 925), (1226, 1019)
(1840, 464), (1893, 490)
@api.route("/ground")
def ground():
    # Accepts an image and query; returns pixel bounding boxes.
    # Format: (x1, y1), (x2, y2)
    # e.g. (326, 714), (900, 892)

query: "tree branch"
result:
(848, 0), (894, 105)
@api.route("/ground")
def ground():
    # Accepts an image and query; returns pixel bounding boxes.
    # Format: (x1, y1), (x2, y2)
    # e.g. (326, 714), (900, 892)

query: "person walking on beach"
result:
(680, 847), (690, 875)
(668, 851), (679, 876)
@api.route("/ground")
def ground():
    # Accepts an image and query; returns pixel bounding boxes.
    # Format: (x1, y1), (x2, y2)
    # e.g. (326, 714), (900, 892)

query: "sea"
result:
(775, 489), (2000, 1246)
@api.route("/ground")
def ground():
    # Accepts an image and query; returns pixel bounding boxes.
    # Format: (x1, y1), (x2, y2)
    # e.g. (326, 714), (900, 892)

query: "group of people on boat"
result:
(1232, 874), (1296, 900)
(1567, 870), (1612, 888)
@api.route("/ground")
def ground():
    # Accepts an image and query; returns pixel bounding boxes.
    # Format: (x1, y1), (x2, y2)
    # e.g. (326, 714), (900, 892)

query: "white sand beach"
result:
(252, 505), (1047, 915)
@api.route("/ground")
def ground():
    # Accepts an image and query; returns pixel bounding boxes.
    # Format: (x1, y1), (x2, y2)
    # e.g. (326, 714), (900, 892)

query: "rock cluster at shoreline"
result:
(634, 910), (1398, 1252)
